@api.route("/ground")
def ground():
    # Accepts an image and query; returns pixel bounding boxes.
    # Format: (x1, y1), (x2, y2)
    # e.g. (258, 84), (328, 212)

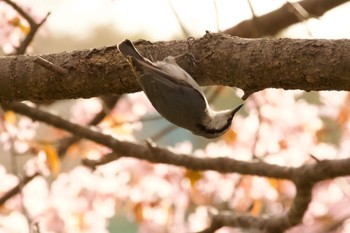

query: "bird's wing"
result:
(129, 56), (207, 124)
(118, 39), (202, 94)
(129, 56), (203, 96)
(155, 58), (204, 96)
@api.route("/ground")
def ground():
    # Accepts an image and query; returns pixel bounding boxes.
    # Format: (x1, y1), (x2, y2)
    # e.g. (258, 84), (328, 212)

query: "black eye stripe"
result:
(196, 117), (232, 135)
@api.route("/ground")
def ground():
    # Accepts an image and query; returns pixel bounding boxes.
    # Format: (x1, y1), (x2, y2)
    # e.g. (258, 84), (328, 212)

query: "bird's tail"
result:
(118, 39), (145, 61)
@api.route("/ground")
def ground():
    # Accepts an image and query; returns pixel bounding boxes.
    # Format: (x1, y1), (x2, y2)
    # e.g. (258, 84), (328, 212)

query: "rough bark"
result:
(0, 33), (349, 102)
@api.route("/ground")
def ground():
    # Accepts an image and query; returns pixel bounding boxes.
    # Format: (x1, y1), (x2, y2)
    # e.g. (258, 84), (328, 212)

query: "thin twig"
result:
(3, 0), (50, 54)
(0, 172), (40, 206)
(34, 57), (68, 75)
(17, 12), (50, 54)
(111, 114), (162, 126)
(150, 124), (177, 141)
(56, 95), (120, 157)
(286, 1), (314, 37)
(167, 0), (191, 37)
(3, 0), (36, 25)
(213, 0), (220, 32)
(246, 0), (260, 37)
(82, 152), (119, 170)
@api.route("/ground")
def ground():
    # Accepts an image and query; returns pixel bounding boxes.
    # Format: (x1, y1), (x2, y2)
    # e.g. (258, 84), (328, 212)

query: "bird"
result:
(117, 39), (243, 139)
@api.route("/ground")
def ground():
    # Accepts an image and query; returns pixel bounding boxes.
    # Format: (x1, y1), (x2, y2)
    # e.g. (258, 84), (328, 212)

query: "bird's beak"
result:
(230, 104), (244, 117)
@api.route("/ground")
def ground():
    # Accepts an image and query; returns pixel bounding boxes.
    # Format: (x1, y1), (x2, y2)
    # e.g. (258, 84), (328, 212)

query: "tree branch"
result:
(0, 33), (349, 102)
(3, 0), (50, 54)
(56, 95), (120, 157)
(4, 102), (350, 182)
(1, 102), (295, 178)
(0, 172), (40, 206)
(4, 101), (350, 231)
(1, 1), (350, 231)
(223, 0), (350, 37)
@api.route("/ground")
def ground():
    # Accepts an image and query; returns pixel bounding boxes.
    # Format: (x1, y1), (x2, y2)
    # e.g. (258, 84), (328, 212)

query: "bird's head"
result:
(195, 104), (243, 139)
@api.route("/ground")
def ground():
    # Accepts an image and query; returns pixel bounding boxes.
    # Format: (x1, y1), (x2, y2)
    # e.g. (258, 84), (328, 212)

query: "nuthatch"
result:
(117, 39), (243, 139)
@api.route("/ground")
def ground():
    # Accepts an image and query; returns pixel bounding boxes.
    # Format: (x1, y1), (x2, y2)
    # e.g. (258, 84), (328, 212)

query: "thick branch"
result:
(0, 34), (349, 102)
(223, 0), (350, 37)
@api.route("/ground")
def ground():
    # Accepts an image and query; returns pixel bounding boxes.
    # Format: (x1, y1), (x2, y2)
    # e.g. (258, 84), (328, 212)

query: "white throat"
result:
(204, 108), (232, 130)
